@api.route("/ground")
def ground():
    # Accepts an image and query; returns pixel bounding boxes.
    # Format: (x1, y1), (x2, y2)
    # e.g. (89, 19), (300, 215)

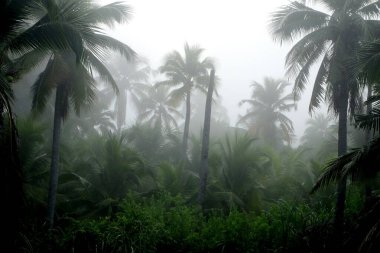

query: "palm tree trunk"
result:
(47, 85), (64, 228)
(182, 90), (191, 158)
(1, 103), (23, 251)
(365, 84), (373, 143)
(199, 69), (215, 207)
(117, 90), (127, 130)
(334, 86), (348, 235)
(365, 84), (373, 202)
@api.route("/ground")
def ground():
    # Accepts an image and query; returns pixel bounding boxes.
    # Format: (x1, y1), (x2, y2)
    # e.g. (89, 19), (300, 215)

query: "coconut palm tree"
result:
(22, 0), (135, 227)
(301, 114), (338, 159)
(270, 0), (380, 232)
(1, 0), (103, 244)
(1, 0), (87, 120)
(159, 43), (214, 158)
(311, 81), (380, 250)
(311, 83), (380, 191)
(238, 77), (296, 146)
(105, 58), (151, 129)
(137, 86), (182, 133)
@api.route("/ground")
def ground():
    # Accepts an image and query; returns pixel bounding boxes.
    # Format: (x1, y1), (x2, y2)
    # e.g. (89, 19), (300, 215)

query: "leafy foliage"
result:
(238, 77), (296, 146)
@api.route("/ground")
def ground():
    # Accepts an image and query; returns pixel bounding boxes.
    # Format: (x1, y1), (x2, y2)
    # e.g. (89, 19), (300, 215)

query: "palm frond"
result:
(86, 34), (136, 61)
(84, 49), (119, 94)
(355, 107), (380, 132)
(270, 1), (330, 43)
(82, 1), (132, 27)
(7, 22), (84, 59)
(309, 52), (330, 112)
(12, 49), (49, 75)
(31, 57), (56, 113)
(311, 137), (380, 193)
(358, 0), (380, 17)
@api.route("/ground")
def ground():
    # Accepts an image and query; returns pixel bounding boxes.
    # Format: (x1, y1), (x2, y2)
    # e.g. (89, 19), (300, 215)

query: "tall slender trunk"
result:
(117, 90), (127, 130)
(182, 90), (191, 159)
(1, 102), (23, 251)
(47, 85), (64, 228)
(198, 70), (215, 207)
(334, 85), (348, 235)
(365, 84), (373, 143)
(365, 84), (373, 202)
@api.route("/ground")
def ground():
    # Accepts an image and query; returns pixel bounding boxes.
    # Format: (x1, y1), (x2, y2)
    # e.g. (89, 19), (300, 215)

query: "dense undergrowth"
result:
(18, 191), (370, 253)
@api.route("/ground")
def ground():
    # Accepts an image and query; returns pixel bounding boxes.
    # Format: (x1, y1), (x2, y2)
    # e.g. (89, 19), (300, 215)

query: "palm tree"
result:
(270, 0), (380, 232)
(238, 77), (296, 146)
(105, 58), (151, 129)
(1, 0), (87, 120)
(22, 0), (135, 227)
(311, 106), (380, 251)
(159, 43), (214, 158)
(312, 82), (380, 192)
(301, 114), (338, 159)
(1, 0), (102, 244)
(137, 86), (182, 133)
(199, 69), (215, 206)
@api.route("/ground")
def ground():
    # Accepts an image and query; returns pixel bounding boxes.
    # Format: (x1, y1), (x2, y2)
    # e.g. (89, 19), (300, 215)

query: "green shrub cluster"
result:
(54, 194), (334, 253)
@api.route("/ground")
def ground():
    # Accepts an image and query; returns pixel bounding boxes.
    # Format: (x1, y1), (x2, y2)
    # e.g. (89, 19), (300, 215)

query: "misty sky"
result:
(100, 0), (327, 142)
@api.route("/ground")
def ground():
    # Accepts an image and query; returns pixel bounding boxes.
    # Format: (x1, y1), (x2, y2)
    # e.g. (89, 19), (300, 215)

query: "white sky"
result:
(100, 0), (326, 142)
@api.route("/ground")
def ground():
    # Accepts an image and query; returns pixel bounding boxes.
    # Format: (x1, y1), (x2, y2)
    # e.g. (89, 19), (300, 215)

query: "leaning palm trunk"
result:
(334, 86), (349, 234)
(199, 69), (215, 207)
(47, 85), (64, 228)
(182, 90), (191, 158)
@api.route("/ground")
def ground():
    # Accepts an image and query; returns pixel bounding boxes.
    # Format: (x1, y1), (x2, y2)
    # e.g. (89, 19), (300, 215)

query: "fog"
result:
(6, 1), (380, 252)
(100, 0), (326, 143)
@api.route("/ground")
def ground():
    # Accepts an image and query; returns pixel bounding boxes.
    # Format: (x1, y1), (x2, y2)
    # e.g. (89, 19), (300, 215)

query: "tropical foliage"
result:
(4, 1), (380, 252)
(159, 43), (214, 157)
(270, 0), (380, 231)
(238, 77), (296, 146)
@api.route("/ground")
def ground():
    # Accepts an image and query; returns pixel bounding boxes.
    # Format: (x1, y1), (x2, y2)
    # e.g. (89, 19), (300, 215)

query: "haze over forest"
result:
(2, 0), (380, 252)
(101, 0), (321, 141)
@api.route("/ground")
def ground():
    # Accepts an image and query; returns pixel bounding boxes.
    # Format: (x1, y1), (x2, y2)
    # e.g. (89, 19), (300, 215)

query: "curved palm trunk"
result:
(47, 85), (64, 228)
(334, 86), (348, 235)
(182, 91), (191, 159)
(199, 70), (215, 207)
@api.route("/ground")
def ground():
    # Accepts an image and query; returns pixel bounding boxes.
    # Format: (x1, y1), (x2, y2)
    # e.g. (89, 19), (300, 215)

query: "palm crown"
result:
(270, 0), (380, 113)
(16, 0), (136, 228)
(159, 43), (214, 156)
(137, 86), (182, 133)
(238, 77), (296, 145)
(25, 0), (135, 117)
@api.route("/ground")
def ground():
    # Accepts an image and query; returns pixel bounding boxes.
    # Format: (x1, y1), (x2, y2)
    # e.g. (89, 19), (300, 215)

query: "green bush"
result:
(57, 194), (336, 253)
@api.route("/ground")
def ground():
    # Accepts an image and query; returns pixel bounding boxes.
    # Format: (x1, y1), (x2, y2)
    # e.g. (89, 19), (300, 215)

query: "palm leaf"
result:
(311, 137), (380, 193)
(355, 107), (380, 132)
(82, 1), (132, 27)
(270, 1), (330, 43)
